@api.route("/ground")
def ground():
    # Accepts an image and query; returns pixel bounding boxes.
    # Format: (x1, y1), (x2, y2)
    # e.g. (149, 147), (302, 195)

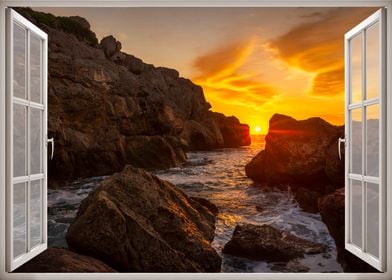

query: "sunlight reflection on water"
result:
(155, 135), (343, 272)
(47, 135), (342, 272)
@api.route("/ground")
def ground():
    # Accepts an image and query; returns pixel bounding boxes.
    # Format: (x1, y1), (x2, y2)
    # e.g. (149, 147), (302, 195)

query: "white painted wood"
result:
(0, 0), (391, 7)
(5, 8), (48, 272)
(344, 8), (386, 271)
(0, 1), (390, 279)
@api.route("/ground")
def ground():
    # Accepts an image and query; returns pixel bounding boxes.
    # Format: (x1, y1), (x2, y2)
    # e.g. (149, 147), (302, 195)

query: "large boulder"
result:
(66, 166), (221, 272)
(212, 112), (251, 147)
(15, 8), (249, 187)
(222, 223), (326, 261)
(318, 189), (378, 272)
(100, 35), (122, 58)
(14, 248), (116, 272)
(246, 114), (343, 189)
(245, 114), (344, 211)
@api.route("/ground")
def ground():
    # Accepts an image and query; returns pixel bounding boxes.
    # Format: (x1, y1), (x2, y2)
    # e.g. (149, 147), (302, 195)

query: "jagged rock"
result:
(245, 114), (343, 189)
(14, 248), (116, 272)
(245, 114), (344, 211)
(318, 189), (378, 272)
(100, 35), (121, 58)
(212, 112), (251, 147)
(222, 223), (326, 261)
(190, 196), (219, 216)
(66, 166), (221, 272)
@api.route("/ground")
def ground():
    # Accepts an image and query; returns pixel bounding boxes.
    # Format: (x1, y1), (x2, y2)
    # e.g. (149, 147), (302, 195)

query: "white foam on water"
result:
(47, 136), (342, 272)
(155, 136), (343, 272)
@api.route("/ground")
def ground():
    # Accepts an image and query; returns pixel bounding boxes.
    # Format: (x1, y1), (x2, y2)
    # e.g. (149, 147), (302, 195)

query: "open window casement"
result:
(344, 8), (386, 271)
(6, 9), (49, 271)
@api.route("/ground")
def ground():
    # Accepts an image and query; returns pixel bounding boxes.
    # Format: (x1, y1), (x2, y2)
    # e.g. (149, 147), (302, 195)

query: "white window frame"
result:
(344, 9), (387, 271)
(0, 0), (391, 279)
(5, 8), (48, 272)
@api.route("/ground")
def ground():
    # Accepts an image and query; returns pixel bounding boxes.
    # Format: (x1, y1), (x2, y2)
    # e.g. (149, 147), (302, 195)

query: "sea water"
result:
(47, 135), (343, 272)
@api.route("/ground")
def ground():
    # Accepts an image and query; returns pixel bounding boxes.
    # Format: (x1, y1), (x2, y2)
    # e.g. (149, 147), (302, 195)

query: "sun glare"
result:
(254, 126), (262, 134)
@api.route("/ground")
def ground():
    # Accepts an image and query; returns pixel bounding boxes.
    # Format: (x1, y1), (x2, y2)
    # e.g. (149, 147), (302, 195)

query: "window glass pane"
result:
(351, 33), (363, 104)
(13, 104), (27, 177)
(350, 109), (362, 174)
(30, 108), (42, 174)
(13, 23), (26, 99)
(366, 22), (380, 100)
(30, 180), (42, 248)
(13, 182), (26, 258)
(366, 105), (379, 177)
(30, 34), (42, 103)
(351, 179), (362, 248)
(366, 182), (379, 258)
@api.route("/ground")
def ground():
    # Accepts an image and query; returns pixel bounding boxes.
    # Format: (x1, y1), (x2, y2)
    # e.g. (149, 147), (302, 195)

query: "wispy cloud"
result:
(193, 38), (277, 109)
(267, 7), (378, 97)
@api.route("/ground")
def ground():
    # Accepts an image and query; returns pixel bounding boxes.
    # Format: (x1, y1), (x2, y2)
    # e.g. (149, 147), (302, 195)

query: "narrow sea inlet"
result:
(48, 135), (342, 272)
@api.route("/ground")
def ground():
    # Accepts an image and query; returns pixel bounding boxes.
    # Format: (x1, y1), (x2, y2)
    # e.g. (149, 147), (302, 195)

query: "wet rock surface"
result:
(222, 223), (326, 262)
(66, 165), (221, 272)
(245, 114), (343, 189)
(14, 247), (116, 272)
(245, 114), (344, 212)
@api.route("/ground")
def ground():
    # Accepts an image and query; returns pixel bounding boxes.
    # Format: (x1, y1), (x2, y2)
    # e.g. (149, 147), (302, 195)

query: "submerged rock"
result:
(222, 223), (326, 261)
(14, 248), (116, 272)
(66, 165), (221, 272)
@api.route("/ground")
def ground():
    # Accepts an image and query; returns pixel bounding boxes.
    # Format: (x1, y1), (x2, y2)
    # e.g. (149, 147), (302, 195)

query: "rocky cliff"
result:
(212, 112), (251, 148)
(16, 8), (250, 187)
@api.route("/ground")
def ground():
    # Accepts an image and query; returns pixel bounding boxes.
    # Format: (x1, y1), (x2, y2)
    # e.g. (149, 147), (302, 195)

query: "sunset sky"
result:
(37, 7), (378, 134)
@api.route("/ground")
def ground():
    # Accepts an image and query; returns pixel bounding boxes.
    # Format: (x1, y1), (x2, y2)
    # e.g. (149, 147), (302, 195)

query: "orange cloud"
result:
(268, 7), (378, 97)
(193, 39), (256, 80)
(193, 38), (277, 111)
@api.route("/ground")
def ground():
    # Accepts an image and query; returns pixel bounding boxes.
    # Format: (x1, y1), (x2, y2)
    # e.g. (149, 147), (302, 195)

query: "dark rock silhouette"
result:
(223, 223), (326, 261)
(66, 165), (221, 272)
(212, 112), (251, 148)
(14, 248), (116, 272)
(15, 8), (250, 187)
(245, 114), (344, 212)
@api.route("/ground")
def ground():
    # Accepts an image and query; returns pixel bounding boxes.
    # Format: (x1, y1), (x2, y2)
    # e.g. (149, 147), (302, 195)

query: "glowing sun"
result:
(254, 126), (262, 134)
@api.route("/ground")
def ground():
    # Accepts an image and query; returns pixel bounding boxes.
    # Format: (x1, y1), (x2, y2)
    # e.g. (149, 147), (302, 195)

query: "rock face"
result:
(212, 112), (251, 148)
(222, 223), (326, 261)
(245, 114), (344, 212)
(66, 165), (221, 272)
(16, 8), (250, 187)
(14, 248), (116, 272)
(318, 189), (378, 272)
(246, 114), (343, 188)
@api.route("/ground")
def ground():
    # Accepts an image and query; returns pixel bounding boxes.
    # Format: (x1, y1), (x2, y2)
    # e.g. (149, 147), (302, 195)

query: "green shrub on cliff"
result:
(15, 7), (98, 46)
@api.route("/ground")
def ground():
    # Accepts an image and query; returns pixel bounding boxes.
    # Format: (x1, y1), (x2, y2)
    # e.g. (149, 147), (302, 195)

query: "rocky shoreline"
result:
(14, 8), (376, 273)
(245, 114), (376, 272)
